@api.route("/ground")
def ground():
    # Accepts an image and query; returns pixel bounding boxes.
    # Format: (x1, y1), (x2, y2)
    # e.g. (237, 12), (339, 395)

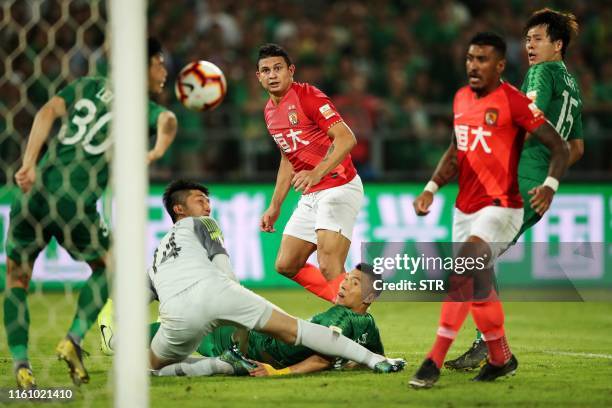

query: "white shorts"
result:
(284, 175), (364, 244)
(452, 206), (523, 262)
(150, 276), (274, 362)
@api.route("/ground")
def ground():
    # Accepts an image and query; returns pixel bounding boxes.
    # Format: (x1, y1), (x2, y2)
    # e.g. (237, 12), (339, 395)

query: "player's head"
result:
(148, 37), (167, 94)
(256, 43), (295, 97)
(466, 32), (506, 95)
(524, 8), (579, 65)
(163, 180), (210, 222)
(336, 264), (382, 313)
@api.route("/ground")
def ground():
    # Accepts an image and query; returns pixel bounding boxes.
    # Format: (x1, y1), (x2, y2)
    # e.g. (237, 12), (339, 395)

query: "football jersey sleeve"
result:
(524, 64), (554, 112)
(57, 77), (88, 108)
(506, 86), (546, 133)
(148, 100), (167, 129)
(193, 216), (229, 260)
(299, 85), (344, 132)
(568, 109), (583, 140)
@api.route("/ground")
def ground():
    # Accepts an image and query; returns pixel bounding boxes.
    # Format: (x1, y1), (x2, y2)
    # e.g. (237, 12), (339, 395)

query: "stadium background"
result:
(0, 1), (611, 407)
(0, 0), (610, 289)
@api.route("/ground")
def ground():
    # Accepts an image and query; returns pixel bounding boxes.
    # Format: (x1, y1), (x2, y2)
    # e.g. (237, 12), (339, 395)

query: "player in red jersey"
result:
(409, 33), (568, 388)
(256, 44), (363, 302)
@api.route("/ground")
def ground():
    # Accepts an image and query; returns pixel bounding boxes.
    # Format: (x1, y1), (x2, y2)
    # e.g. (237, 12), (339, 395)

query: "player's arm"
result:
(15, 96), (67, 192)
(147, 110), (177, 164)
(249, 354), (333, 377)
(528, 121), (570, 215)
(261, 153), (292, 232)
(567, 139), (584, 166)
(413, 135), (458, 216)
(292, 122), (357, 193)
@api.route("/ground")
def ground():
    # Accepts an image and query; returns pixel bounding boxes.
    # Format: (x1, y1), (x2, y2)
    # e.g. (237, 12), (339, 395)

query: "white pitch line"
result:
(543, 350), (612, 360)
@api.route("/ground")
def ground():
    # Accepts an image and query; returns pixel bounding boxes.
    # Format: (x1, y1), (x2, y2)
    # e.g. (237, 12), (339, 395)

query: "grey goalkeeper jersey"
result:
(148, 216), (233, 302)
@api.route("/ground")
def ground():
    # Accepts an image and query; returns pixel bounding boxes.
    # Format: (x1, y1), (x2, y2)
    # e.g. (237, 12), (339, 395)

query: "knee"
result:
(6, 259), (32, 289)
(274, 257), (301, 278)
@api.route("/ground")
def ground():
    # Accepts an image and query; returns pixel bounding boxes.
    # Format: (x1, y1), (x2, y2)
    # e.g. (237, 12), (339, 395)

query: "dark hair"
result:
(163, 180), (209, 222)
(524, 8), (579, 58)
(257, 43), (292, 69)
(356, 263), (383, 300)
(468, 32), (507, 58)
(148, 37), (163, 61)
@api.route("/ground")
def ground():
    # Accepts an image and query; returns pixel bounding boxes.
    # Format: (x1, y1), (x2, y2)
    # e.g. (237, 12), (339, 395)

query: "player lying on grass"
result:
(147, 264), (386, 377)
(100, 180), (404, 376)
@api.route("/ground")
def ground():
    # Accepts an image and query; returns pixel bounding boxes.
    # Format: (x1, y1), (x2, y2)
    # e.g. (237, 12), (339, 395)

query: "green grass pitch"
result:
(1, 290), (611, 407)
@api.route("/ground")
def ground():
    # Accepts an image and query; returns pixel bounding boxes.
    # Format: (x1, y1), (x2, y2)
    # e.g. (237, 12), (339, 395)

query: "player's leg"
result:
(56, 207), (111, 385)
(448, 176), (540, 369)
(213, 280), (403, 373)
(153, 326), (241, 377)
(311, 175), (364, 299)
(4, 194), (47, 390)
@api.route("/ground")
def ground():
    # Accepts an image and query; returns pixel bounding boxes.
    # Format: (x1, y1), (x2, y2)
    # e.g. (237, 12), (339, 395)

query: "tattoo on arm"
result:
(431, 135), (459, 187)
(320, 144), (335, 163)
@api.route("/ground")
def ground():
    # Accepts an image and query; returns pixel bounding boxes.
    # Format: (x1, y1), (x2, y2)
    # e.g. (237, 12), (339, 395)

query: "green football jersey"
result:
(38, 76), (166, 204)
(247, 305), (384, 368)
(518, 61), (583, 181)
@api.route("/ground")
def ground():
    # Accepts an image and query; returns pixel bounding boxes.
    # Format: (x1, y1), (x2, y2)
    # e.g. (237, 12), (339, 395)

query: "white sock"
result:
(295, 319), (385, 369)
(152, 356), (233, 377)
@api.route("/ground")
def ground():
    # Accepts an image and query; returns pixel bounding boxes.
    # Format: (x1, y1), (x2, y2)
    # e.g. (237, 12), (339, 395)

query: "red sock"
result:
(470, 301), (511, 366)
(292, 263), (336, 302)
(427, 301), (471, 368)
(486, 336), (512, 366)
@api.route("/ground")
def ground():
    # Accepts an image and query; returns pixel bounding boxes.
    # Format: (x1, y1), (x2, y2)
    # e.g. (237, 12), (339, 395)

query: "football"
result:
(175, 60), (227, 111)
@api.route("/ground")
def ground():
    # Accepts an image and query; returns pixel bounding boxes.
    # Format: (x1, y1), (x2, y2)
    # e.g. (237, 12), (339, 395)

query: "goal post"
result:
(109, 0), (149, 407)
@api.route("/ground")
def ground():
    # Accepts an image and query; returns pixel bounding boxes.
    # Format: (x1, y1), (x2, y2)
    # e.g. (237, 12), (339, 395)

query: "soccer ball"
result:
(175, 61), (227, 111)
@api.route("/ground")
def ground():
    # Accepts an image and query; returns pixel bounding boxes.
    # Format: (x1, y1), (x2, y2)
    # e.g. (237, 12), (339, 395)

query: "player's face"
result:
(256, 57), (295, 96)
(336, 269), (365, 308)
(178, 190), (211, 218)
(148, 54), (168, 94)
(466, 45), (505, 94)
(525, 25), (562, 66)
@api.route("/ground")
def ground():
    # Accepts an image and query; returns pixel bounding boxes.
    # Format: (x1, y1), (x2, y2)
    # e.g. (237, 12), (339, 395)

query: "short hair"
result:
(356, 263), (383, 300)
(148, 37), (163, 61)
(257, 43), (292, 69)
(524, 8), (579, 58)
(468, 32), (507, 58)
(162, 180), (209, 222)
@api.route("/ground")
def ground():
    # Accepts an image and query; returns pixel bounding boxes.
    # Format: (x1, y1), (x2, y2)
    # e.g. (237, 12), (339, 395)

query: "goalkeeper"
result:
(4, 37), (177, 390)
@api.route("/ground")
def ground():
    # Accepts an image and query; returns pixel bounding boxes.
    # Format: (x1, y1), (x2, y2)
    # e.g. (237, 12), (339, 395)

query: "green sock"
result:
(68, 266), (109, 340)
(476, 329), (483, 341)
(149, 322), (161, 344)
(4, 288), (30, 362)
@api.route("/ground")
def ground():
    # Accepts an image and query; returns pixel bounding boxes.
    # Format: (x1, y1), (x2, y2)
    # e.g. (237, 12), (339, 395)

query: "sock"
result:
(4, 288), (30, 362)
(153, 356), (233, 377)
(292, 263), (337, 302)
(426, 301), (471, 368)
(486, 336), (512, 366)
(295, 319), (385, 369)
(470, 301), (510, 366)
(68, 266), (109, 340)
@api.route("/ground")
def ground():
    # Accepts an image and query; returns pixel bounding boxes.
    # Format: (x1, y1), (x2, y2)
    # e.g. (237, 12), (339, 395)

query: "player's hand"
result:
(413, 191), (434, 216)
(291, 169), (322, 193)
(248, 362), (291, 377)
(14, 165), (36, 193)
(260, 206), (280, 233)
(528, 185), (555, 216)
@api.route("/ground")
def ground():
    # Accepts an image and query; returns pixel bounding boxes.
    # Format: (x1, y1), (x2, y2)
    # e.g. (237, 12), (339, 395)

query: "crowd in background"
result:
(1, 0), (610, 183)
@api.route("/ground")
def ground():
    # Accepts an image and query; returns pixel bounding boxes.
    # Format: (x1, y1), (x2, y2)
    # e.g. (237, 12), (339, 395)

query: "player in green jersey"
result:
(148, 264), (387, 377)
(4, 37), (177, 389)
(445, 9), (584, 370)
